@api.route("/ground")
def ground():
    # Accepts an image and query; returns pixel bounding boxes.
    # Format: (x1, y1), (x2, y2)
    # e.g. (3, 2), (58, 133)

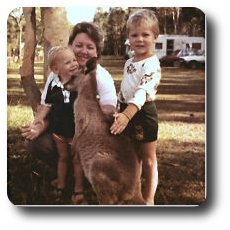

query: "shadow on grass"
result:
(7, 128), (205, 206)
(7, 77), (45, 106)
(156, 139), (205, 205)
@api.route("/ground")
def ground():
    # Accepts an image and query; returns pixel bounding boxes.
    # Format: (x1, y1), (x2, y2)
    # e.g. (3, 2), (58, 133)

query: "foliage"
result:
(97, 7), (127, 56)
(180, 7), (205, 37)
(7, 8), (24, 58)
(93, 7), (205, 56)
(7, 7), (43, 61)
(7, 7), (205, 60)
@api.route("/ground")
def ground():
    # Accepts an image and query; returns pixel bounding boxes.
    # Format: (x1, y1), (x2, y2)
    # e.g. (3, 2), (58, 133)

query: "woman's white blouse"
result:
(41, 64), (117, 108)
(118, 55), (161, 110)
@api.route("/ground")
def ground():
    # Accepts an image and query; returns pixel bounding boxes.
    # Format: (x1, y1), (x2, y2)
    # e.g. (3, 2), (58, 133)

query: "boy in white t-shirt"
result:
(111, 9), (161, 205)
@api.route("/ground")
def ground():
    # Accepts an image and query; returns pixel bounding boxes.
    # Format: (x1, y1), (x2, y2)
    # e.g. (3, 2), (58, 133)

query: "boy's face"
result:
(128, 24), (156, 60)
(53, 49), (79, 79)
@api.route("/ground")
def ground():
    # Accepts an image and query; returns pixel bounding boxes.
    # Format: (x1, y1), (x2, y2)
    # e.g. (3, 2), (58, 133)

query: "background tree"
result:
(40, 7), (70, 78)
(155, 7), (204, 36)
(93, 7), (109, 54)
(93, 7), (108, 36)
(94, 7), (127, 56)
(20, 7), (40, 114)
(7, 8), (25, 62)
(180, 7), (205, 37)
(35, 8), (43, 46)
(94, 7), (205, 56)
(171, 7), (181, 34)
(155, 7), (169, 34)
(8, 7), (205, 113)
(19, 7), (69, 114)
(106, 8), (127, 56)
(93, 7), (127, 56)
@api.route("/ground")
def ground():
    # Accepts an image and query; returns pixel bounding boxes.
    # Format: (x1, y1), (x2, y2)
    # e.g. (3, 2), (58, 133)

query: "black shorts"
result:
(120, 101), (158, 143)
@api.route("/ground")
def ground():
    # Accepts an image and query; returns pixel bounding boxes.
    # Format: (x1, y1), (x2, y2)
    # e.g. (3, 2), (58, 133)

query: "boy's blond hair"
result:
(48, 46), (71, 70)
(126, 9), (160, 39)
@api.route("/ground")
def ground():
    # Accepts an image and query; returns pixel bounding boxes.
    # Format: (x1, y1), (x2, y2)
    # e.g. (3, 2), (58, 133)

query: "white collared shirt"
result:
(41, 64), (117, 108)
(47, 75), (71, 104)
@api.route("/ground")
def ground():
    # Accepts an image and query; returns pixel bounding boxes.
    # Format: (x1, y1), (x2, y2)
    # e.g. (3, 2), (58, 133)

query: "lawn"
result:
(7, 60), (206, 206)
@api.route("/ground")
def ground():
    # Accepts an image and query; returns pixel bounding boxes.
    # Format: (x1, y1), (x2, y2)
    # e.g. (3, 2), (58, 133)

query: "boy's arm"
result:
(21, 105), (51, 140)
(32, 105), (51, 136)
(33, 105), (51, 134)
(22, 72), (55, 140)
(110, 103), (138, 135)
(121, 103), (138, 120)
(34, 104), (51, 122)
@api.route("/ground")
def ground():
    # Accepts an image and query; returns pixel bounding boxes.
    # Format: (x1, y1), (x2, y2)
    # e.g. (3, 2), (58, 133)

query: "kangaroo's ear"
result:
(85, 57), (97, 75)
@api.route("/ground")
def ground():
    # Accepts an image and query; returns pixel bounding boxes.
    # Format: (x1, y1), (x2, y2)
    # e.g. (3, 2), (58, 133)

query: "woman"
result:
(21, 22), (117, 204)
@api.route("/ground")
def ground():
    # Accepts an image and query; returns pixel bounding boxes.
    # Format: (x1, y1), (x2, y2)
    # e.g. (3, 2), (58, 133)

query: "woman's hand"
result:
(110, 113), (129, 135)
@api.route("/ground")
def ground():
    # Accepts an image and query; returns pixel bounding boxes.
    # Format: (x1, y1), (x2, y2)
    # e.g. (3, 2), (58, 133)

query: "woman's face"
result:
(70, 32), (97, 68)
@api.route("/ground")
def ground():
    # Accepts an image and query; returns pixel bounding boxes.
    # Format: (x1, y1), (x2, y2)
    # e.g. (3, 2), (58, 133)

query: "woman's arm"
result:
(96, 64), (117, 115)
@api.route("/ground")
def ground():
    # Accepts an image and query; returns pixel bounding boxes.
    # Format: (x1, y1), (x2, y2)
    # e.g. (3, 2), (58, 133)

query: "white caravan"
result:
(153, 34), (205, 59)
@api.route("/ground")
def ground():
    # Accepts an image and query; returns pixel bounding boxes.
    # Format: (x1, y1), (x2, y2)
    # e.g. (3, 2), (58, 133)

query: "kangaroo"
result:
(64, 57), (145, 205)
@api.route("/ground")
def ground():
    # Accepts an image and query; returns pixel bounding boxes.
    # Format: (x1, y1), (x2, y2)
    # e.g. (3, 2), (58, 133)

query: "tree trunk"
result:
(41, 7), (69, 78)
(20, 7), (69, 115)
(20, 7), (41, 115)
(164, 8), (167, 34)
(172, 7), (181, 34)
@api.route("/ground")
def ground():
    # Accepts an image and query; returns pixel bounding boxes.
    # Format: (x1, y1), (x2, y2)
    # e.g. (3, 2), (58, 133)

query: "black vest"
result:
(45, 81), (77, 138)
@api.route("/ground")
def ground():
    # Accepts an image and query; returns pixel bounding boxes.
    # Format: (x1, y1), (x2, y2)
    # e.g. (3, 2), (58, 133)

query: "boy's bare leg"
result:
(53, 135), (70, 190)
(139, 141), (158, 205)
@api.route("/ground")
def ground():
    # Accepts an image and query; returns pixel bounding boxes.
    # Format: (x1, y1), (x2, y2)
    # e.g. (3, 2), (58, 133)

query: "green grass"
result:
(7, 59), (206, 205)
(8, 105), (33, 128)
